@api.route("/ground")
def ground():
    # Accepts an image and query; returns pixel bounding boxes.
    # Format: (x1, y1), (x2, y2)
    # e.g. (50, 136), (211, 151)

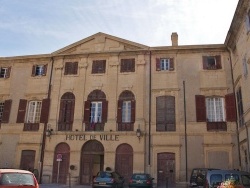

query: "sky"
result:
(0, 0), (238, 57)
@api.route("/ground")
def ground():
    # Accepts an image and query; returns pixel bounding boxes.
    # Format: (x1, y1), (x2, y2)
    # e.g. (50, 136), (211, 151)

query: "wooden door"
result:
(52, 143), (70, 184)
(157, 152), (175, 188)
(20, 150), (35, 171)
(115, 144), (133, 185)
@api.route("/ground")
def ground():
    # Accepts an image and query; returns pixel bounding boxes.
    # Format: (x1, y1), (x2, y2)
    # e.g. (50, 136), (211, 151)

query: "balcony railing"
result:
(207, 122), (227, 131)
(58, 123), (73, 131)
(85, 123), (104, 131)
(117, 123), (134, 131)
(23, 123), (39, 131)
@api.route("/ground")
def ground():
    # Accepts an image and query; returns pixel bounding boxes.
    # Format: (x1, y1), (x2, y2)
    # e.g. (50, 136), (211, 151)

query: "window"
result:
(0, 101), (4, 122)
(236, 88), (244, 127)
(0, 67), (11, 78)
(83, 90), (108, 131)
(156, 96), (175, 131)
(156, 58), (174, 71)
(206, 97), (225, 122)
(243, 57), (248, 77)
(246, 9), (250, 33)
(117, 91), (135, 131)
(64, 62), (78, 75)
(92, 60), (106, 74)
(202, 56), (222, 70)
(31, 64), (47, 76)
(120, 59), (135, 72)
(26, 101), (42, 123)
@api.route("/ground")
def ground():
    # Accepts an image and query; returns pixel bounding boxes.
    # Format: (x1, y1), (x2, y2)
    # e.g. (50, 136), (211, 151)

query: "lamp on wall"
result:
(46, 124), (53, 137)
(136, 128), (142, 142)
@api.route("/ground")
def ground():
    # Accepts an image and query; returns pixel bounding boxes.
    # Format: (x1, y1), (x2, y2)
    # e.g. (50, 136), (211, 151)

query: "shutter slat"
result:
(156, 58), (161, 71)
(1, 99), (12, 123)
(131, 100), (136, 123)
(195, 95), (206, 122)
(83, 101), (91, 123)
(117, 100), (123, 123)
(216, 55), (222, 69)
(40, 98), (50, 123)
(225, 93), (236, 122)
(102, 100), (108, 123)
(16, 99), (27, 123)
(170, 58), (174, 71)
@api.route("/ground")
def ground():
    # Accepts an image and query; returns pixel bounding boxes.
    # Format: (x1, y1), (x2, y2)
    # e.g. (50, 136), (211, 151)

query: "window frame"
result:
(205, 97), (225, 122)
(0, 67), (11, 78)
(26, 101), (42, 123)
(92, 60), (106, 74)
(202, 55), (222, 70)
(90, 101), (102, 123)
(120, 59), (135, 73)
(64, 62), (78, 75)
(122, 100), (131, 123)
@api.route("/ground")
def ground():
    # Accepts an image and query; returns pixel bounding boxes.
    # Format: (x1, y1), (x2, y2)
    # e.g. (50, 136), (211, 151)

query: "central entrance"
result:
(80, 140), (104, 185)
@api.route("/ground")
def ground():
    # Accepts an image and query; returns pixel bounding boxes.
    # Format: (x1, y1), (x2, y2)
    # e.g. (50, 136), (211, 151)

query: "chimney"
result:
(171, 32), (178, 46)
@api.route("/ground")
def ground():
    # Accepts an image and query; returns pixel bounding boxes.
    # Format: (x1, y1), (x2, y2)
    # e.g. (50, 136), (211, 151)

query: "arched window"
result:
(117, 90), (135, 131)
(58, 92), (75, 131)
(83, 90), (108, 131)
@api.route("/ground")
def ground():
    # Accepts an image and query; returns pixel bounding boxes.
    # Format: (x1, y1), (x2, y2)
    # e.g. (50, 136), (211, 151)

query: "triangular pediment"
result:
(52, 32), (148, 55)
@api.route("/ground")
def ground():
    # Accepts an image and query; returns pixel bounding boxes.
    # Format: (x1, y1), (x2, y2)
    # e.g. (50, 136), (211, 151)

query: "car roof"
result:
(0, 169), (33, 174)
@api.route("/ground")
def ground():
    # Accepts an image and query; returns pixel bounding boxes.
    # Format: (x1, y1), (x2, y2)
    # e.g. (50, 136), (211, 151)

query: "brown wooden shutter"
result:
(195, 95), (206, 122)
(102, 100), (108, 123)
(73, 62), (78, 74)
(31, 65), (36, 76)
(68, 100), (75, 123)
(64, 62), (69, 75)
(42, 64), (48, 76)
(225, 93), (236, 122)
(202, 56), (208, 69)
(131, 59), (135, 72)
(5, 67), (11, 78)
(1, 99), (12, 123)
(131, 100), (136, 123)
(216, 55), (222, 69)
(83, 101), (91, 123)
(156, 58), (161, 71)
(58, 100), (66, 123)
(16, 99), (27, 123)
(170, 58), (174, 71)
(40, 98), (50, 123)
(117, 100), (123, 123)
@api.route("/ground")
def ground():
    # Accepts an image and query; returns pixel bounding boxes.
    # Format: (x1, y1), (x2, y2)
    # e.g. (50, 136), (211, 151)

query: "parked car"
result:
(128, 173), (154, 188)
(0, 169), (39, 188)
(189, 168), (219, 187)
(204, 169), (250, 188)
(92, 171), (124, 188)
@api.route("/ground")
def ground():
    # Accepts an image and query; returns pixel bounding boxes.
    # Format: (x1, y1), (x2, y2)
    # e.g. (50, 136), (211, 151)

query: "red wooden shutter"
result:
(102, 100), (108, 123)
(16, 99), (27, 123)
(31, 65), (36, 76)
(216, 55), (222, 69)
(83, 101), (91, 123)
(5, 67), (11, 78)
(156, 58), (161, 71)
(225, 93), (236, 122)
(117, 100), (123, 123)
(131, 100), (136, 123)
(42, 64), (48, 76)
(202, 56), (207, 70)
(195, 95), (206, 122)
(1, 99), (12, 123)
(170, 58), (174, 71)
(40, 98), (50, 123)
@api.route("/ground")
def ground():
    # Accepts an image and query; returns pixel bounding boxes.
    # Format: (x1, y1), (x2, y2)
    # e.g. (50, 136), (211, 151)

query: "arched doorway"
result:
(115, 144), (133, 185)
(52, 143), (70, 184)
(157, 152), (175, 188)
(80, 140), (104, 185)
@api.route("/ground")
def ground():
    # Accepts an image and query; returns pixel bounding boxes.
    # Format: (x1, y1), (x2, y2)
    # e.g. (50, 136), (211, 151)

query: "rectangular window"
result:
(120, 59), (135, 72)
(0, 67), (8, 78)
(243, 57), (248, 77)
(160, 59), (170, 70)
(122, 101), (131, 123)
(203, 56), (222, 70)
(156, 58), (174, 71)
(26, 101), (42, 123)
(0, 102), (4, 121)
(206, 97), (225, 122)
(64, 62), (78, 75)
(92, 60), (106, 74)
(90, 102), (102, 123)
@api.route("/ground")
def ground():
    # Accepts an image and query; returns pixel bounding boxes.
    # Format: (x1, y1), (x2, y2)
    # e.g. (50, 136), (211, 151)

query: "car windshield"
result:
(132, 174), (148, 180)
(0, 173), (35, 186)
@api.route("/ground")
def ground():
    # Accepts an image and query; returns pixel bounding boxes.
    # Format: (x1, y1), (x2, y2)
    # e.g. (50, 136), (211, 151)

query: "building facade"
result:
(0, 0), (249, 186)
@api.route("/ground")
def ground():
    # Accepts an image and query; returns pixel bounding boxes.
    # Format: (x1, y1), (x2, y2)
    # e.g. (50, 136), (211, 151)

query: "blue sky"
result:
(0, 0), (238, 57)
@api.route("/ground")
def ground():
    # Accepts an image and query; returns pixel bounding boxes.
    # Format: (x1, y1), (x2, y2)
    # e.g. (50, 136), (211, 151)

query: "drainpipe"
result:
(148, 50), (152, 166)
(227, 47), (242, 169)
(39, 57), (54, 183)
(183, 81), (187, 181)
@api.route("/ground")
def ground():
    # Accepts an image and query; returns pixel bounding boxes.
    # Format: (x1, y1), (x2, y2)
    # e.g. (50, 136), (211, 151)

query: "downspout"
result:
(148, 50), (152, 166)
(183, 81), (187, 181)
(227, 47), (242, 169)
(39, 56), (54, 183)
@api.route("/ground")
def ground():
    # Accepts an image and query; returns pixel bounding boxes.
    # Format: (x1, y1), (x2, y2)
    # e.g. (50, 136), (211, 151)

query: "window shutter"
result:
(73, 62), (78, 74)
(117, 100), (123, 123)
(16, 99), (27, 123)
(245, 14), (250, 32)
(40, 98), (50, 123)
(1, 99), (12, 123)
(202, 56), (208, 69)
(31, 65), (36, 76)
(5, 67), (11, 78)
(156, 58), (161, 71)
(64, 62), (69, 75)
(102, 100), (108, 123)
(58, 100), (66, 123)
(69, 100), (75, 123)
(83, 101), (91, 123)
(225, 93), (236, 122)
(195, 95), (206, 122)
(42, 64), (48, 76)
(131, 100), (136, 123)
(170, 58), (174, 71)
(131, 59), (135, 72)
(216, 55), (222, 69)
